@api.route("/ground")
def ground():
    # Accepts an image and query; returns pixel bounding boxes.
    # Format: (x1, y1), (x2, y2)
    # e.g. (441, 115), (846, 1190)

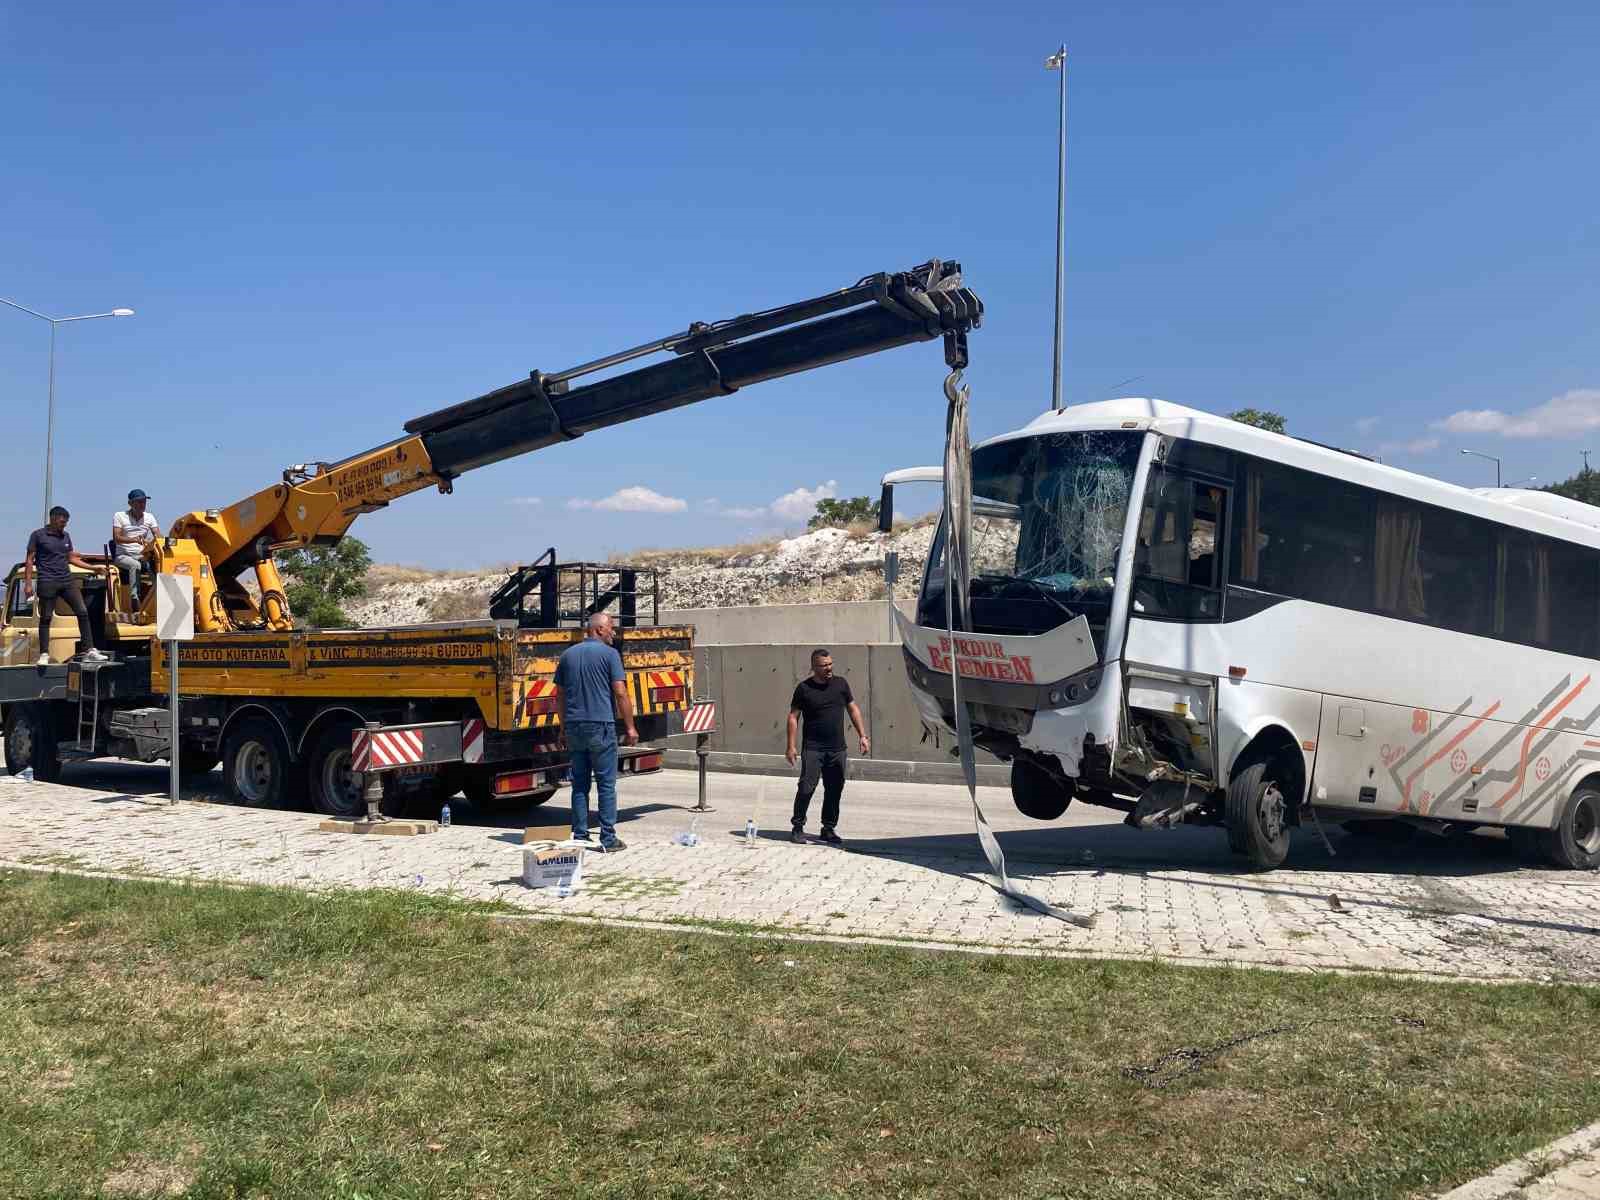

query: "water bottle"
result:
(440, 801), (452, 828)
(20, 767), (34, 783)
(745, 816), (757, 846)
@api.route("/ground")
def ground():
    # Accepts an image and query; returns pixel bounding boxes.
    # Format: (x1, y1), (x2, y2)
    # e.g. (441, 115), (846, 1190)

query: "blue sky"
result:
(2, 1), (1596, 568)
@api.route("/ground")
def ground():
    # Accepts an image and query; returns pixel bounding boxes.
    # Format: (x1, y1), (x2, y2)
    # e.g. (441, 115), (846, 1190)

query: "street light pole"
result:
(1045, 45), (1067, 412)
(1458, 448), (1502, 488)
(0, 298), (136, 520)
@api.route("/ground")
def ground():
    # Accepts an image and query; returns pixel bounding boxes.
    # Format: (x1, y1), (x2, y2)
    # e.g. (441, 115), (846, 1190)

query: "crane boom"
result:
(163, 259), (981, 632)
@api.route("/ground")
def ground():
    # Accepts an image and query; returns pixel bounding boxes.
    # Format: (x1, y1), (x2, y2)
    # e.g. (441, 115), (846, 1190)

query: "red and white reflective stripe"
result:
(682, 701), (716, 734)
(370, 729), (425, 768)
(353, 727), (427, 772)
(461, 717), (485, 764)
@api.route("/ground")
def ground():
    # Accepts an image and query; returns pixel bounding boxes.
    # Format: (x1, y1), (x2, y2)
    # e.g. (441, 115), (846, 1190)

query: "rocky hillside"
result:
(344, 519), (936, 628)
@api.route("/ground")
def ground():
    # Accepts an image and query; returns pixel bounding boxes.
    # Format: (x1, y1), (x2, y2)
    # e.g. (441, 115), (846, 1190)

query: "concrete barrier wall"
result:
(659, 599), (913, 647)
(668, 641), (995, 770)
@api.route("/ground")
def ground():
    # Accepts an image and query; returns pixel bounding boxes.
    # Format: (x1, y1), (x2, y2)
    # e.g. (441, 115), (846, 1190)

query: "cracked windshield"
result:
(927, 431), (1143, 635)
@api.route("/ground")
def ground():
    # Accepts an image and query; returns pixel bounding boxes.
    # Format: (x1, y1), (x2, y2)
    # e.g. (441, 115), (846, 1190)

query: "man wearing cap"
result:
(111, 489), (159, 607)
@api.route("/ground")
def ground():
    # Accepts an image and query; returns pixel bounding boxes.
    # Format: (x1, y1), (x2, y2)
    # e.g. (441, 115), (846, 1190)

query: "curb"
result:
(1434, 1118), (1600, 1199)
(662, 748), (1009, 787)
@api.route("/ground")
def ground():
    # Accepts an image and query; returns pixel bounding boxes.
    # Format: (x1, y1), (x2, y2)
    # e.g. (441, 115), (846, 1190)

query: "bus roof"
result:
(983, 398), (1600, 551)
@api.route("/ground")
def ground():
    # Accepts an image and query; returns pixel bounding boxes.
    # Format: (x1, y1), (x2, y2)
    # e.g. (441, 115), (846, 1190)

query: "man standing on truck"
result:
(553, 611), (639, 851)
(23, 506), (107, 665)
(111, 488), (159, 607)
(786, 648), (869, 846)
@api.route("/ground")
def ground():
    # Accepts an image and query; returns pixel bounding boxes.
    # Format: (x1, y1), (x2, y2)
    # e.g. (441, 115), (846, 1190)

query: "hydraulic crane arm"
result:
(166, 259), (981, 631)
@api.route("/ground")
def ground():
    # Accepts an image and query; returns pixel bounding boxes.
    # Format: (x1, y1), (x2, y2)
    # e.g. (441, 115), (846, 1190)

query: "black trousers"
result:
(793, 748), (847, 831)
(37, 579), (94, 656)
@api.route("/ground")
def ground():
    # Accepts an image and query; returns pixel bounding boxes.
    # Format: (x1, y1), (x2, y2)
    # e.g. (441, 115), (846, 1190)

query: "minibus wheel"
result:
(1226, 759), (1290, 870)
(1010, 756), (1072, 821)
(1540, 787), (1600, 870)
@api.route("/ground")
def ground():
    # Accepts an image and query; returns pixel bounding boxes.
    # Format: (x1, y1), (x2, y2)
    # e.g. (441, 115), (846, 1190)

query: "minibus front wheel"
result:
(1226, 759), (1291, 870)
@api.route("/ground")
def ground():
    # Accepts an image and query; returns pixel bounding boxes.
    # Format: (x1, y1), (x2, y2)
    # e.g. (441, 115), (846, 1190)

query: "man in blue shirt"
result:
(553, 612), (638, 850)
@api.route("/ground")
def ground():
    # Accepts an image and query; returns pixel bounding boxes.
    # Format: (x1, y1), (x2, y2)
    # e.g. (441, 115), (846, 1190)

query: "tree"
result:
(808, 496), (880, 530)
(1545, 469), (1600, 508)
(1225, 408), (1287, 434)
(277, 537), (372, 629)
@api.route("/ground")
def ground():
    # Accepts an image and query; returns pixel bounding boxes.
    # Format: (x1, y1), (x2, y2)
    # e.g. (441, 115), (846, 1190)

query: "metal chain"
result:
(1122, 1014), (1427, 1089)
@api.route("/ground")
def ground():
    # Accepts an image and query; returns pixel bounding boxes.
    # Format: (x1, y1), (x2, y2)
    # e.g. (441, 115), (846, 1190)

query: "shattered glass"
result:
(923, 431), (1143, 633)
(964, 432), (1140, 593)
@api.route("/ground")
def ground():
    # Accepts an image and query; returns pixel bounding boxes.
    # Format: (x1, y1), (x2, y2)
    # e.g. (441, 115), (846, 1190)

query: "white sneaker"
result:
(36, 653), (49, 667)
(81, 649), (109, 663)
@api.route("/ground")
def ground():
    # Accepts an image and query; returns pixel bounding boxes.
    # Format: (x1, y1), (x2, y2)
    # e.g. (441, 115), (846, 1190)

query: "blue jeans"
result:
(567, 720), (619, 846)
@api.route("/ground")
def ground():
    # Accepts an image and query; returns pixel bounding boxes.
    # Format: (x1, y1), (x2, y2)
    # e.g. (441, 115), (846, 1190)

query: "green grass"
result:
(3, 868), (1599, 1199)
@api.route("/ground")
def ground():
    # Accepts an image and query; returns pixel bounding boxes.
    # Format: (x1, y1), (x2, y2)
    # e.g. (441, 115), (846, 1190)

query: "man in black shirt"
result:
(785, 648), (869, 845)
(24, 506), (106, 665)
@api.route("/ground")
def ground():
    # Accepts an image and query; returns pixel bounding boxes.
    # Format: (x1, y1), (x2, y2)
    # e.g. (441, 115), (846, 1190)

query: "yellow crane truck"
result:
(0, 259), (982, 816)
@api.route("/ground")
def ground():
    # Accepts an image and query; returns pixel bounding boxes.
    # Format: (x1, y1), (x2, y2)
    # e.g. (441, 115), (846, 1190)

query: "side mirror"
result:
(877, 484), (894, 533)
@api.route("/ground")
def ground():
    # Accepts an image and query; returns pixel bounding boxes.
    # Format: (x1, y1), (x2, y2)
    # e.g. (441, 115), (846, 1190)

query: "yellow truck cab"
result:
(1, 554), (156, 667)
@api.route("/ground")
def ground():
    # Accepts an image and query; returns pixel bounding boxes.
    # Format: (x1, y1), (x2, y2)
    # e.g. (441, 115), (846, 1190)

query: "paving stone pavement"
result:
(5, 768), (1600, 981)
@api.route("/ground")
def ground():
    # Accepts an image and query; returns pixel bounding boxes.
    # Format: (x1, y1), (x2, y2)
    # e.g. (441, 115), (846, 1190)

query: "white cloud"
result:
(567, 486), (687, 513)
(509, 497), (543, 506)
(1354, 416), (1380, 435)
(770, 480), (838, 522)
(1433, 389), (1600, 439)
(1377, 435), (1441, 456)
(700, 479), (841, 524)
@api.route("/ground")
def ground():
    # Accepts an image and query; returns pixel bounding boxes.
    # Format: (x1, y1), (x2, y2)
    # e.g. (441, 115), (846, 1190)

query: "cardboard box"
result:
(522, 823), (573, 845)
(522, 844), (585, 892)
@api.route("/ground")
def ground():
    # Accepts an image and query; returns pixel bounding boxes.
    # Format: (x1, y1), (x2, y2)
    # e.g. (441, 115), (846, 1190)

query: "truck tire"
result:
(4, 703), (61, 783)
(1538, 787), (1600, 870)
(302, 723), (411, 819)
(1010, 757), (1072, 821)
(1225, 759), (1290, 871)
(305, 722), (367, 819)
(222, 718), (293, 809)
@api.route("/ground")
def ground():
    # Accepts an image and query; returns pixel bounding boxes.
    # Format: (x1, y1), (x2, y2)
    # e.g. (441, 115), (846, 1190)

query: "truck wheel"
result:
(1539, 787), (1600, 870)
(1225, 760), (1290, 870)
(304, 723), (405, 819)
(4, 704), (61, 783)
(222, 718), (293, 809)
(1010, 757), (1072, 821)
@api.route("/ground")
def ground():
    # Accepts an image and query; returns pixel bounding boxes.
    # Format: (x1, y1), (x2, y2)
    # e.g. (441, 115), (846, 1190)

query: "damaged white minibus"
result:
(885, 399), (1600, 870)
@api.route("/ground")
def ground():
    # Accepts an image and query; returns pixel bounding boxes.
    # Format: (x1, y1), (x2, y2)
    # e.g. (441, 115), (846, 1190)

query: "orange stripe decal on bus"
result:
(1406, 702), (1502, 814)
(1496, 676), (1591, 808)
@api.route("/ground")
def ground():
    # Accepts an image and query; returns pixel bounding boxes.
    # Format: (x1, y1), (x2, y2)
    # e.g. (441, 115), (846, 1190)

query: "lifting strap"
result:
(941, 365), (1094, 929)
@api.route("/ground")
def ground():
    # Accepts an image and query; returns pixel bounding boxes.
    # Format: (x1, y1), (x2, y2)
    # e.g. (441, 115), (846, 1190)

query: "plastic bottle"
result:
(440, 801), (452, 828)
(745, 816), (757, 846)
(672, 813), (702, 848)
